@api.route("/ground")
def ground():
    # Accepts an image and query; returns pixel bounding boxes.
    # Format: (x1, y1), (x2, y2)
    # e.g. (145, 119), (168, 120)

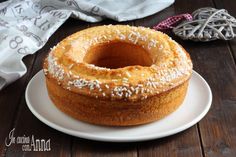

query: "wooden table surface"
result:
(1, 0), (236, 156)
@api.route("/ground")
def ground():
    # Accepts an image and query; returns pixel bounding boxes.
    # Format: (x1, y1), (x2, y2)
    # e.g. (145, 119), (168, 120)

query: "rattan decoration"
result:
(173, 7), (236, 41)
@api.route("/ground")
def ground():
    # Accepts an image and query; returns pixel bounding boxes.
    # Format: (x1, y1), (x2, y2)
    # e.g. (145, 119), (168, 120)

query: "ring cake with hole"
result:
(43, 25), (193, 126)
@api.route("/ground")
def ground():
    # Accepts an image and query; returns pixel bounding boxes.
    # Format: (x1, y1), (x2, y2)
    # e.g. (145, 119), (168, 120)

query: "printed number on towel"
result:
(9, 36), (29, 54)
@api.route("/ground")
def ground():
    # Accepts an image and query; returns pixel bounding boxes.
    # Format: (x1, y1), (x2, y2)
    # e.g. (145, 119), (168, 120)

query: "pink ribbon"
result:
(153, 13), (192, 30)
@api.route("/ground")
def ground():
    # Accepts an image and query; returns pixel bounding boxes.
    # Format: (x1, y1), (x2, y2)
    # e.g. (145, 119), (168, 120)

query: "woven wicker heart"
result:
(173, 7), (236, 41)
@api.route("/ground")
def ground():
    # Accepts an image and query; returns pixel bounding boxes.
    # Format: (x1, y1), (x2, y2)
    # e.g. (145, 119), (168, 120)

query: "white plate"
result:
(25, 70), (212, 142)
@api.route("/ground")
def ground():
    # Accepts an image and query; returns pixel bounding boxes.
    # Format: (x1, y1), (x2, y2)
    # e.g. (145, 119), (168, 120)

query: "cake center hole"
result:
(83, 41), (153, 69)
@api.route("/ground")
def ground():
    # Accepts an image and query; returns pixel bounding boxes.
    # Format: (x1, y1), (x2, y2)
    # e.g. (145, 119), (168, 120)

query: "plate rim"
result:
(25, 70), (212, 142)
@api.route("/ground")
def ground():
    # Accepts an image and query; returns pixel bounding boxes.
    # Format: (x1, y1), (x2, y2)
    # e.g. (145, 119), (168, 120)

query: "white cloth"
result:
(0, 0), (174, 89)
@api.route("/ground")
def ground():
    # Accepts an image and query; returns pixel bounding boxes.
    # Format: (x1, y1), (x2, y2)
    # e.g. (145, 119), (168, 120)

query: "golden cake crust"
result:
(43, 25), (192, 126)
(46, 76), (189, 126)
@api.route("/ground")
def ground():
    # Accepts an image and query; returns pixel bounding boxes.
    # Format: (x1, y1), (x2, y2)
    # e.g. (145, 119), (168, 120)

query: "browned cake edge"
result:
(45, 76), (189, 126)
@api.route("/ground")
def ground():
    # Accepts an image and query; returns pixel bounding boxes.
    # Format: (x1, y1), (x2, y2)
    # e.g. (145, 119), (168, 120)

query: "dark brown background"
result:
(0, 0), (236, 156)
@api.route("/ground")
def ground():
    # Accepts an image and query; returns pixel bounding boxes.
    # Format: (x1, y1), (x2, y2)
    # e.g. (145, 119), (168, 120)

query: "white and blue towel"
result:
(0, 0), (174, 89)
